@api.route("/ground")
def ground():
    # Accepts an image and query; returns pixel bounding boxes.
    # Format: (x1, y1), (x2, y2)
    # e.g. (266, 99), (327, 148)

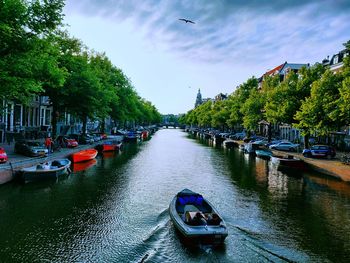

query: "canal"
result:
(0, 129), (350, 262)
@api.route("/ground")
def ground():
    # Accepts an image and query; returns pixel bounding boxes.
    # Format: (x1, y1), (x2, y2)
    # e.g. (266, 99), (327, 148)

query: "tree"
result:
(0, 0), (65, 103)
(196, 101), (212, 127)
(295, 70), (343, 138)
(336, 40), (350, 127)
(241, 88), (266, 133)
(211, 100), (230, 130)
(227, 77), (258, 128)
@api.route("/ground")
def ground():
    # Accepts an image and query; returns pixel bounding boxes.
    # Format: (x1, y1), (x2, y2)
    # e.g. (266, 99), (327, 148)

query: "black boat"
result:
(169, 189), (228, 245)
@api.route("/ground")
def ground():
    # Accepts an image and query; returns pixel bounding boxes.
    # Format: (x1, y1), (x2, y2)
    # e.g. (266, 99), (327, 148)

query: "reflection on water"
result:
(0, 129), (349, 262)
(71, 159), (97, 173)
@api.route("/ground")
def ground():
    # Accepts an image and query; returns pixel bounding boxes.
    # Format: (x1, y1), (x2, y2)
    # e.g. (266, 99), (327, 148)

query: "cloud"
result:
(65, 0), (350, 66)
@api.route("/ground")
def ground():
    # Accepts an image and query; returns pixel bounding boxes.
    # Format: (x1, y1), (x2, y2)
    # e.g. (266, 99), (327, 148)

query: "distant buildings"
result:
(194, 89), (202, 108)
(322, 49), (349, 73)
(258, 62), (309, 89)
(194, 89), (226, 108)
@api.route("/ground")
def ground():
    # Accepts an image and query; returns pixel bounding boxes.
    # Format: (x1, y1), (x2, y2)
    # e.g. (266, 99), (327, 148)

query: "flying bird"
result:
(179, 18), (195, 24)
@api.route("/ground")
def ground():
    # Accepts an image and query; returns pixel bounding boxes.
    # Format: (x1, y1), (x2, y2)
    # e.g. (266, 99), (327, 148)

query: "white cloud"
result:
(63, 0), (350, 113)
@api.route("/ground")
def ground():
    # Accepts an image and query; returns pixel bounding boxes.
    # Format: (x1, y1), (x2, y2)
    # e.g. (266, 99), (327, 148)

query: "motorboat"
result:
(244, 142), (261, 154)
(169, 189), (228, 245)
(95, 141), (123, 152)
(18, 159), (71, 183)
(255, 149), (273, 160)
(271, 154), (307, 171)
(223, 139), (236, 149)
(123, 131), (139, 143)
(70, 149), (98, 163)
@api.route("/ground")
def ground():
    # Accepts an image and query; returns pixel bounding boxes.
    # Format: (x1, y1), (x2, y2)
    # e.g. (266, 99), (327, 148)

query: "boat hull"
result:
(169, 189), (228, 245)
(271, 155), (307, 171)
(20, 159), (71, 183)
(255, 150), (273, 160)
(70, 149), (98, 163)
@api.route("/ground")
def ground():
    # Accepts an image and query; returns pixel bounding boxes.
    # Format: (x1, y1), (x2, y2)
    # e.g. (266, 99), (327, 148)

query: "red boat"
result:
(70, 149), (98, 163)
(96, 141), (123, 152)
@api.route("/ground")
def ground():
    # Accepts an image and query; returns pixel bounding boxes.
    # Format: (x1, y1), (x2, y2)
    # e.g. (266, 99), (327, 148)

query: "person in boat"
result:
(207, 213), (221, 225)
(188, 212), (207, 226)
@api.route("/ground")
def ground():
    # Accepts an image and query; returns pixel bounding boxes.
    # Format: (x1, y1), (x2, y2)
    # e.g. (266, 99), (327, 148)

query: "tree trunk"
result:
(82, 116), (87, 135)
(268, 123), (272, 142)
(100, 118), (105, 133)
(304, 134), (309, 149)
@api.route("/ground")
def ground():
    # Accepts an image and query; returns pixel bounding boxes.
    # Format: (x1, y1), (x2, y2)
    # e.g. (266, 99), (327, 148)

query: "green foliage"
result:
(226, 77), (258, 128)
(241, 89), (266, 131)
(0, 0), (65, 103)
(197, 101), (212, 127)
(211, 100), (230, 129)
(337, 77), (350, 125)
(295, 70), (343, 135)
(265, 72), (299, 124)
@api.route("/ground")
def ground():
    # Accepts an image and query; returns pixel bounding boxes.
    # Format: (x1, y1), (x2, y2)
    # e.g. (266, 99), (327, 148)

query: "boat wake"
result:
(233, 224), (309, 262)
(132, 208), (173, 262)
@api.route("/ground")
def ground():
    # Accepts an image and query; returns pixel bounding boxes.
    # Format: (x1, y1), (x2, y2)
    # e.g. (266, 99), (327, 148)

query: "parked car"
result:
(0, 147), (8, 163)
(14, 140), (48, 157)
(265, 140), (282, 148)
(302, 145), (336, 159)
(55, 136), (78, 148)
(253, 139), (269, 146)
(68, 134), (94, 145)
(269, 141), (299, 152)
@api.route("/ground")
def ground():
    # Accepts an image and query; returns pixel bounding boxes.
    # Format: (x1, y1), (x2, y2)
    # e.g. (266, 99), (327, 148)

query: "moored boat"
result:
(123, 131), (139, 143)
(70, 149), (98, 163)
(169, 189), (228, 245)
(95, 141), (123, 152)
(223, 139), (236, 149)
(244, 142), (260, 154)
(18, 159), (71, 183)
(256, 149), (273, 160)
(271, 154), (307, 171)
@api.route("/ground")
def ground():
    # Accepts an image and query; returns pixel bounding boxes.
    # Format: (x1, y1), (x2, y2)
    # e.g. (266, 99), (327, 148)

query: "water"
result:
(0, 129), (350, 262)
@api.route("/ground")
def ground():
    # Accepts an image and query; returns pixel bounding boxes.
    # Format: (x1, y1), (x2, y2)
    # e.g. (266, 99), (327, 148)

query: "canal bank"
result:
(231, 139), (350, 183)
(0, 137), (122, 185)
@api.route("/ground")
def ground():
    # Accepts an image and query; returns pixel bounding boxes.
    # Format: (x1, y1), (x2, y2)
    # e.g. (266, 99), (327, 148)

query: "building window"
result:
(34, 108), (39, 126)
(41, 108), (45, 126)
(14, 105), (21, 129)
(45, 109), (51, 125)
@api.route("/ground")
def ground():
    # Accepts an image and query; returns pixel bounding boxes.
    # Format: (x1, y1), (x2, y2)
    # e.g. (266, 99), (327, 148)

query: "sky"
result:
(63, 0), (350, 115)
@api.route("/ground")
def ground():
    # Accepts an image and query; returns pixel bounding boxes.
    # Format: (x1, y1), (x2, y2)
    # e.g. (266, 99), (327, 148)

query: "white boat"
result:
(18, 159), (71, 183)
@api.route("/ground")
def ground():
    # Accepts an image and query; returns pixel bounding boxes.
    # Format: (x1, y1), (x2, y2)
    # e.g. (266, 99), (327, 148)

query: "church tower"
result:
(195, 89), (202, 108)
